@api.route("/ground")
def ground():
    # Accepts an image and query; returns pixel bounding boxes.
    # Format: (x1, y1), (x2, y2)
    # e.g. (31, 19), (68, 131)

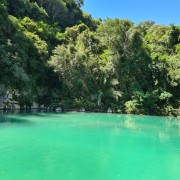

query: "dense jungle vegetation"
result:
(0, 0), (179, 116)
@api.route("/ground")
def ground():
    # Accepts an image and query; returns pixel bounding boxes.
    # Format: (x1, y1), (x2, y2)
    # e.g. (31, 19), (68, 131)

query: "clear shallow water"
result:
(0, 112), (180, 180)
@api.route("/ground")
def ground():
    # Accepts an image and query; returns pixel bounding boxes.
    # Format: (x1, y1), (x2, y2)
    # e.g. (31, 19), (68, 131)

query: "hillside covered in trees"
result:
(0, 0), (179, 116)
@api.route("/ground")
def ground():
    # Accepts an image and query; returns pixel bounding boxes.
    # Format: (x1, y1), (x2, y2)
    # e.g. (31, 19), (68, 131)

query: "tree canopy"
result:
(0, 0), (179, 115)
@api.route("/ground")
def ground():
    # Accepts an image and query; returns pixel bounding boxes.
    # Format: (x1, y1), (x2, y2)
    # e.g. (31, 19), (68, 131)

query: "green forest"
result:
(0, 0), (179, 116)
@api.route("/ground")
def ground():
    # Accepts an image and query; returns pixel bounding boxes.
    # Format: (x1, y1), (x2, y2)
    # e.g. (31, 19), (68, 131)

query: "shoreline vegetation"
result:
(0, 0), (179, 117)
(0, 107), (179, 118)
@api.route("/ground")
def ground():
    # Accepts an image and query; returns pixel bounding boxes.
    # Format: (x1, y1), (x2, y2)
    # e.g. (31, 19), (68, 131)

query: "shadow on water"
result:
(0, 116), (30, 124)
(0, 109), (69, 126)
(0, 110), (34, 124)
(1, 108), (66, 115)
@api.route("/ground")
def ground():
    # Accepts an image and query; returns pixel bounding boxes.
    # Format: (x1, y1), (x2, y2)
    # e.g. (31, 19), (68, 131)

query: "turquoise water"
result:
(0, 112), (180, 180)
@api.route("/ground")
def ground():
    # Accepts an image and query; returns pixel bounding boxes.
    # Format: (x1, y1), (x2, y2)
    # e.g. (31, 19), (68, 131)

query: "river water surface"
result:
(0, 112), (180, 179)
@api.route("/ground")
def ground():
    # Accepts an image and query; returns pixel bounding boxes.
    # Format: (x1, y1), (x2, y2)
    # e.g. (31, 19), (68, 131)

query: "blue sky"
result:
(82, 0), (180, 25)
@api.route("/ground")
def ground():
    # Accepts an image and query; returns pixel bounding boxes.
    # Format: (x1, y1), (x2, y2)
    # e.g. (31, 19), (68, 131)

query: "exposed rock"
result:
(56, 107), (62, 112)
(107, 108), (112, 113)
(80, 107), (85, 112)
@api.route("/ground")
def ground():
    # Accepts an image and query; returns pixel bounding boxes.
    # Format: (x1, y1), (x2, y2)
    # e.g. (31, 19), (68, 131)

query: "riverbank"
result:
(0, 107), (179, 117)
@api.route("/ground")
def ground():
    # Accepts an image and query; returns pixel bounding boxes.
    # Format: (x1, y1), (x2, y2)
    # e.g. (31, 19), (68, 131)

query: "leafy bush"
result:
(125, 100), (140, 114)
